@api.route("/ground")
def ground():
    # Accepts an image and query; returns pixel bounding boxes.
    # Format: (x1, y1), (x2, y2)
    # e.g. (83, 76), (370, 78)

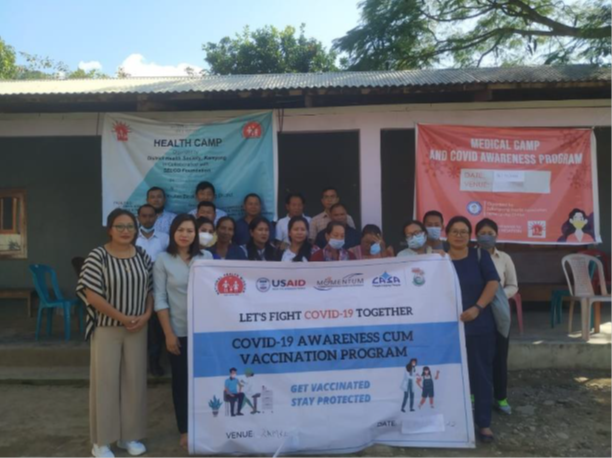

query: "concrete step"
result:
(0, 339), (609, 383)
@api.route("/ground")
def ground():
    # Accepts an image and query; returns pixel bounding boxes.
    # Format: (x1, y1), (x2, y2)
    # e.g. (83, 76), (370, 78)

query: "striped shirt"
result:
(76, 246), (153, 340)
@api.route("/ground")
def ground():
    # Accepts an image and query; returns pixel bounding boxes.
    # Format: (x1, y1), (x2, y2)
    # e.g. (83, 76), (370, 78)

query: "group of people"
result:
(76, 180), (519, 457)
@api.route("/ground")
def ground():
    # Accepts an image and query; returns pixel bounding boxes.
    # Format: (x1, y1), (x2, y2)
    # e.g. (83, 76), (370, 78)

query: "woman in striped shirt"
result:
(77, 208), (153, 458)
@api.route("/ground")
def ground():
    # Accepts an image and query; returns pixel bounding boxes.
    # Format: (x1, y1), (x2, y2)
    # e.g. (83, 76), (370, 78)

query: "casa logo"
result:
(528, 220), (546, 238)
(467, 201), (483, 216)
(112, 121), (131, 142)
(412, 268), (426, 287)
(256, 277), (307, 292)
(315, 273), (364, 291)
(372, 271), (401, 287)
(215, 273), (246, 295)
(242, 121), (263, 139)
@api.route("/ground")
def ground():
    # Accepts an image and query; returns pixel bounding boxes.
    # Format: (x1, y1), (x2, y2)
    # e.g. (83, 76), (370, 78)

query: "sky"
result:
(0, 0), (362, 76)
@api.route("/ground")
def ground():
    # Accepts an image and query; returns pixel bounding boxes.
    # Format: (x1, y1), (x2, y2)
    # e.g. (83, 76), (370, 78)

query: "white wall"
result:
(0, 100), (610, 227)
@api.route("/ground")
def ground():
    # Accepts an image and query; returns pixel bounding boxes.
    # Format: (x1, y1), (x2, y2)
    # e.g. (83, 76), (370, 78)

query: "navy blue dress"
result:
(452, 247), (499, 430)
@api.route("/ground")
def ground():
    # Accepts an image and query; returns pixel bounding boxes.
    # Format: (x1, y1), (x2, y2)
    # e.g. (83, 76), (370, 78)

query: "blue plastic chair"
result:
(550, 261), (596, 328)
(28, 264), (84, 341)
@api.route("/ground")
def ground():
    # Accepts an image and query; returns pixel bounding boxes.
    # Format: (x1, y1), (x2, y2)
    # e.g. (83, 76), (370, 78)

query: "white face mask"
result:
(199, 232), (214, 247)
(328, 238), (345, 250)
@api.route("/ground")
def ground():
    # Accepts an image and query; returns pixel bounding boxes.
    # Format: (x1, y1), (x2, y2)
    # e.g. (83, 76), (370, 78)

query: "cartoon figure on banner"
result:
(239, 368), (262, 414)
(558, 208), (595, 243)
(417, 366), (440, 409)
(224, 368), (246, 417)
(400, 358), (418, 413)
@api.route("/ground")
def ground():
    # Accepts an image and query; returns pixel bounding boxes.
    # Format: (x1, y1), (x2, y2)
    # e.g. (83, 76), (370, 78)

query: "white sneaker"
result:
(92, 444), (115, 458)
(116, 441), (146, 456)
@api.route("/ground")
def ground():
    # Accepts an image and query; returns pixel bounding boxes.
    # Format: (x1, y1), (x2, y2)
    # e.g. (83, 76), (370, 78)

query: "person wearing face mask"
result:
(154, 214), (213, 450)
(311, 221), (357, 261)
(349, 224), (394, 259)
(476, 218), (518, 416)
(423, 210), (446, 250)
(559, 208), (596, 243)
(314, 203), (360, 250)
(196, 217), (219, 259)
(135, 204), (169, 378)
(397, 220), (433, 257)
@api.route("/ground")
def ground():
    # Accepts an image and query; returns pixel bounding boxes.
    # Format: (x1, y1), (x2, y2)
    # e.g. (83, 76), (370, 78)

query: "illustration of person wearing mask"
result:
(559, 208), (595, 243)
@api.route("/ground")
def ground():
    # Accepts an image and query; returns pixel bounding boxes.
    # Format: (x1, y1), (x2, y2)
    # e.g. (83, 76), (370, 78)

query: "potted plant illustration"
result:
(209, 395), (223, 417)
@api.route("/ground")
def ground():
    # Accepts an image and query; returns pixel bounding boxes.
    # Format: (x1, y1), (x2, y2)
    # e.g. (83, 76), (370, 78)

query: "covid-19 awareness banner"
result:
(187, 257), (475, 455)
(416, 124), (600, 244)
(101, 112), (276, 223)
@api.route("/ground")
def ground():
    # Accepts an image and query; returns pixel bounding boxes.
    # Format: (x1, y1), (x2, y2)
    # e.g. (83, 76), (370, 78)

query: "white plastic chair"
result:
(562, 254), (611, 341)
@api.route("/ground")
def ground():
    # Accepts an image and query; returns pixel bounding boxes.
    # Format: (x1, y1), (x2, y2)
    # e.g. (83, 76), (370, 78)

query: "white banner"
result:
(101, 112), (276, 223)
(188, 256), (475, 454)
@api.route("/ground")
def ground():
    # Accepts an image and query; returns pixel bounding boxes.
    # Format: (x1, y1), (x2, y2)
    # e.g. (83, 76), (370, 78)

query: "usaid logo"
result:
(256, 277), (306, 292)
(372, 272), (401, 287)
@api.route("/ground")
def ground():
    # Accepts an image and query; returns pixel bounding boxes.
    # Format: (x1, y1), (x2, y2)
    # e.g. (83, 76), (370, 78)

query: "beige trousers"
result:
(90, 326), (148, 446)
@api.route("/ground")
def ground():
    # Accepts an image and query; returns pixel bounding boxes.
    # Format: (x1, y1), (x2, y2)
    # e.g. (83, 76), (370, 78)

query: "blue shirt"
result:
(153, 210), (176, 234)
(452, 247), (500, 336)
(153, 251), (212, 337)
(208, 244), (247, 260)
(225, 377), (240, 394)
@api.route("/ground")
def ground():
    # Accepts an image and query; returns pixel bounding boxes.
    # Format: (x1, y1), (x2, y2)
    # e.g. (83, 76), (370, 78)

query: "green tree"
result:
(203, 24), (339, 74)
(66, 68), (107, 79)
(0, 37), (17, 79)
(334, 0), (611, 70)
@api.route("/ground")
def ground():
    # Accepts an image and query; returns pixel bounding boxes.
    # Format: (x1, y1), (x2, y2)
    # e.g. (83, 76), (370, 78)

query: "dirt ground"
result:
(0, 370), (609, 458)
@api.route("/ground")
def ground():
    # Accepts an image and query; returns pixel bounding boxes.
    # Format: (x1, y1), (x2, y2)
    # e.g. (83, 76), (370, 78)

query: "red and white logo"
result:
(242, 121), (262, 139)
(528, 221), (546, 238)
(112, 121), (131, 142)
(215, 273), (246, 295)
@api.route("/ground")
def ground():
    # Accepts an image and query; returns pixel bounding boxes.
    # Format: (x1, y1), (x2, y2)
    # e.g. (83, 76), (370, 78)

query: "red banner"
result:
(415, 124), (600, 244)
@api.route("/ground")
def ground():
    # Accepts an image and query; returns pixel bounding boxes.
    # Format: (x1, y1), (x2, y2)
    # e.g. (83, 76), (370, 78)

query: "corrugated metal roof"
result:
(0, 65), (608, 96)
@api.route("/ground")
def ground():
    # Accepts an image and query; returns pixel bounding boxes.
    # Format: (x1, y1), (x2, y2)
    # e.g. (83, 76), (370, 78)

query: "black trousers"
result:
(466, 332), (496, 429)
(493, 332), (509, 401)
(228, 393), (245, 416)
(147, 313), (165, 364)
(168, 337), (188, 434)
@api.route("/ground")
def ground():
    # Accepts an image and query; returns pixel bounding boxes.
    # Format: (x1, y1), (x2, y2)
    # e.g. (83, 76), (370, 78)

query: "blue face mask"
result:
(140, 226), (155, 234)
(477, 235), (497, 250)
(328, 238), (345, 250)
(426, 227), (442, 241)
(370, 242), (382, 255)
(407, 233), (427, 250)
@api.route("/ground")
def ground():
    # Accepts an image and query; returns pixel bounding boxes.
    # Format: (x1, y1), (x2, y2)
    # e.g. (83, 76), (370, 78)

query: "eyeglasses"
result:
(113, 224), (136, 232)
(406, 231), (424, 237)
(449, 230), (470, 237)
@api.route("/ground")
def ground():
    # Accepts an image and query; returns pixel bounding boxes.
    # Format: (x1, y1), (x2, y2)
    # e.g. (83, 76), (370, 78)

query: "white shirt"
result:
(135, 230), (170, 263)
(189, 207), (227, 225)
(281, 249), (309, 262)
(239, 376), (256, 395)
(153, 210), (176, 234)
(490, 248), (519, 299)
(275, 214), (312, 245)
